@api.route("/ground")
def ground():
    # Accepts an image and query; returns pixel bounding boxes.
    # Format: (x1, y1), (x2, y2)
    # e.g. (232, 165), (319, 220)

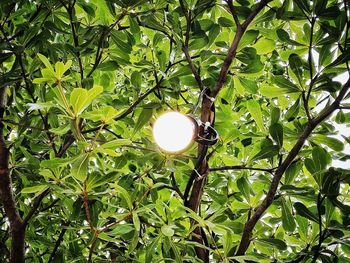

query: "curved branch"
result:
(236, 79), (350, 255)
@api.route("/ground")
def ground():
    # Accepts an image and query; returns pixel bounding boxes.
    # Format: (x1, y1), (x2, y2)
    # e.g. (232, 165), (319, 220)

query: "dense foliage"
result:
(1, 0), (350, 262)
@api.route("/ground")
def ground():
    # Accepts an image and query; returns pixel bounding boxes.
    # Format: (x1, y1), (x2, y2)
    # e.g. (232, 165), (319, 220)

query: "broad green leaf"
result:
(22, 185), (48, 194)
(161, 225), (174, 237)
(281, 198), (296, 232)
(252, 145), (279, 161)
(246, 100), (265, 132)
(260, 84), (290, 98)
(112, 183), (133, 210)
(294, 0), (310, 13)
(70, 86), (103, 116)
(326, 50), (350, 68)
(237, 177), (251, 202)
(133, 108), (153, 135)
(218, 17), (234, 27)
(98, 60), (119, 71)
(285, 98), (300, 121)
(311, 134), (344, 151)
(269, 123), (283, 147)
(312, 146), (328, 172)
(71, 154), (89, 181)
(131, 71), (142, 88)
(285, 161), (302, 184)
(252, 38), (275, 54)
(101, 139), (131, 149)
(37, 53), (54, 73)
(256, 238), (287, 250)
(289, 54), (303, 85)
(294, 202), (318, 222)
(272, 75), (300, 92)
(133, 211), (140, 232)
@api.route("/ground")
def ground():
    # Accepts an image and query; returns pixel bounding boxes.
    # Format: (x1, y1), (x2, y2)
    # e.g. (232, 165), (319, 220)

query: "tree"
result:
(0, 0), (350, 262)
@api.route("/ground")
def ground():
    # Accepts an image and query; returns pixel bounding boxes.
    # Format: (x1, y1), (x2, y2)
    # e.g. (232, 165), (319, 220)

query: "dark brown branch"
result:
(64, 0), (84, 80)
(87, 11), (127, 78)
(304, 17), (316, 120)
(23, 188), (50, 225)
(170, 172), (184, 200)
(211, 0), (272, 99)
(0, 88), (25, 263)
(83, 185), (95, 232)
(184, 1), (272, 261)
(236, 79), (350, 255)
(47, 221), (70, 263)
(180, 0), (204, 90)
(225, 0), (241, 27)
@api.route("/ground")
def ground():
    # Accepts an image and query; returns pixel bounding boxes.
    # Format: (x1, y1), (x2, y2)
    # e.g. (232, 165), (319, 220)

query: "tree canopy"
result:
(0, 0), (350, 262)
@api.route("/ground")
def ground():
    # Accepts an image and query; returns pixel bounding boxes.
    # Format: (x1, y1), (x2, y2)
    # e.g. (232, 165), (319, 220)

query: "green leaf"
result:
(146, 235), (161, 262)
(314, 0), (328, 16)
(237, 177), (251, 202)
(285, 161), (302, 184)
(285, 97), (300, 121)
(70, 86), (103, 116)
(133, 108), (153, 136)
(240, 59), (264, 74)
(208, 24), (220, 46)
(239, 77), (258, 94)
(98, 60), (119, 71)
(276, 29), (303, 46)
(109, 224), (134, 236)
(252, 145), (280, 161)
(161, 225), (175, 237)
(246, 99), (265, 132)
(218, 17), (234, 27)
(133, 211), (140, 232)
(37, 53), (54, 73)
(112, 183), (133, 210)
(272, 75), (300, 92)
(156, 50), (167, 71)
(271, 107), (280, 124)
(22, 185), (48, 194)
(71, 154), (89, 181)
(281, 198), (296, 232)
(289, 54), (303, 85)
(294, 202), (318, 222)
(269, 123), (283, 148)
(326, 50), (350, 68)
(238, 30), (259, 51)
(312, 135), (344, 151)
(131, 71), (142, 88)
(101, 139), (131, 149)
(312, 146), (328, 172)
(129, 16), (140, 33)
(252, 38), (275, 54)
(293, 0), (310, 13)
(256, 238), (287, 250)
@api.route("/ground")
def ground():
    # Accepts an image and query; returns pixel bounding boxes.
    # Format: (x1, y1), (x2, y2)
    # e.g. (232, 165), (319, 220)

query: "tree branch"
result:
(0, 87), (25, 263)
(87, 11), (127, 78)
(63, 0), (84, 80)
(23, 188), (50, 225)
(184, 1), (271, 261)
(47, 221), (70, 263)
(211, 0), (272, 99)
(179, 0), (204, 90)
(236, 79), (350, 255)
(225, 0), (241, 27)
